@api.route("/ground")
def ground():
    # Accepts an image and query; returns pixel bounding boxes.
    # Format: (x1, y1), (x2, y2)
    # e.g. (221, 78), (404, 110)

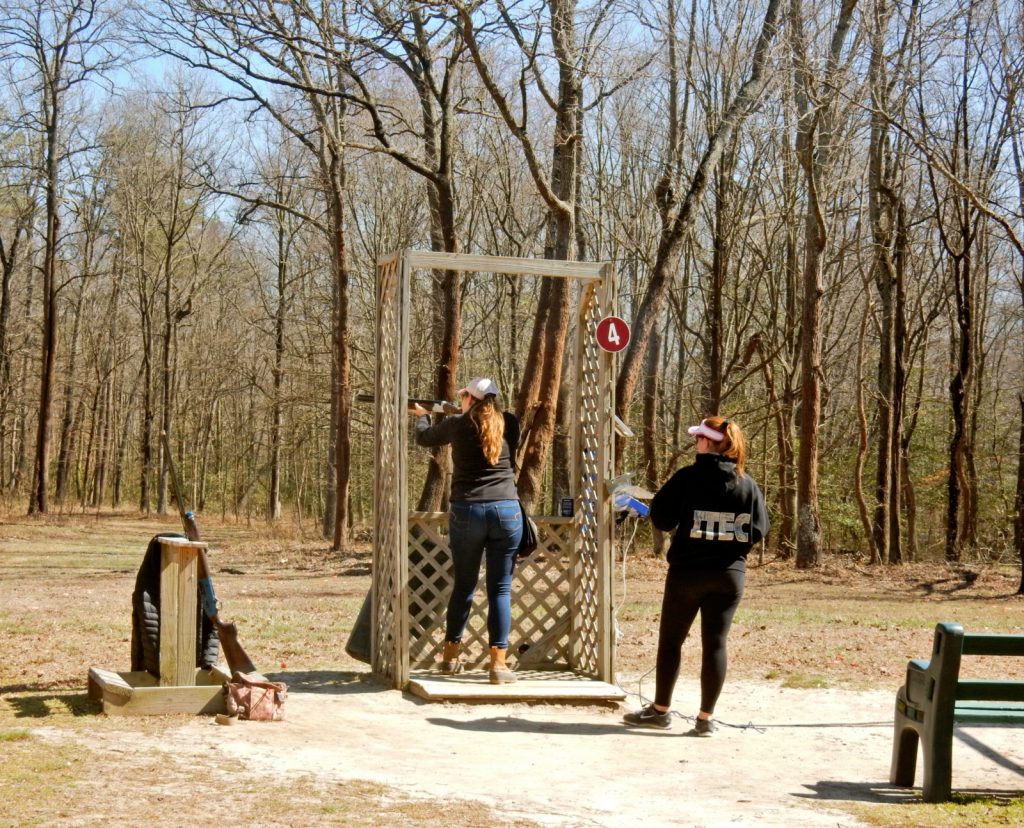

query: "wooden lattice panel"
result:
(571, 282), (607, 676)
(372, 254), (408, 687)
(407, 514), (575, 670)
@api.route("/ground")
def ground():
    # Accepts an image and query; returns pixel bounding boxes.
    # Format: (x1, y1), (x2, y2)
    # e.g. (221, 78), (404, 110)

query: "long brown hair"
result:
(704, 415), (747, 476)
(469, 395), (504, 465)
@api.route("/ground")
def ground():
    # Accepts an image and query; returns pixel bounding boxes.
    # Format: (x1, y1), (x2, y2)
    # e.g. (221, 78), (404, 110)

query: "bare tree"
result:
(913, 1), (1016, 562)
(615, 0), (783, 425)
(455, 0), (591, 510)
(0, 119), (40, 491)
(788, 0), (860, 568)
(338, 2), (472, 512)
(143, 0), (356, 547)
(866, 0), (920, 564)
(1, 0), (119, 513)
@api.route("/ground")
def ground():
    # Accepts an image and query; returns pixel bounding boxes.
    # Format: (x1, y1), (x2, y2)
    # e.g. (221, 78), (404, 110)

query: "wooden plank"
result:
(88, 667), (136, 699)
(956, 680), (1024, 702)
(407, 671), (625, 702)
(88, 667), (229, 716)
(405, 251), (606, 280)
(953, 703), (1024, 724)
(596, 262), (617, 684)
(397, 250), (411, 689)
(101, 684), (226, 716)
(962, 634), (1024, 656)
(159, 539), (200, 687)
(159, 544), (181, 686)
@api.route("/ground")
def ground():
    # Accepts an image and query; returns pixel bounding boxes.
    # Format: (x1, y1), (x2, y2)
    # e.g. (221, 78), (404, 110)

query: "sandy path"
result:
(70, 673), (1023, 827)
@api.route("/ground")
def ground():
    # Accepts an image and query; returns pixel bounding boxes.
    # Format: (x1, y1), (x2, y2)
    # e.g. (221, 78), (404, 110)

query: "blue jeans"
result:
(446, 499), (523, 649)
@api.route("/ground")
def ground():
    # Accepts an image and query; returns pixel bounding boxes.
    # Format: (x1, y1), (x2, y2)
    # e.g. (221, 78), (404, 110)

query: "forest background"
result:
(1, 0), (1021, 576)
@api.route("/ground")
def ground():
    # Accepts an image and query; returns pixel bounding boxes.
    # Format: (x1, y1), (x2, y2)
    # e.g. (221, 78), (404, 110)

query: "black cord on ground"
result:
(620, 668), (887, 732)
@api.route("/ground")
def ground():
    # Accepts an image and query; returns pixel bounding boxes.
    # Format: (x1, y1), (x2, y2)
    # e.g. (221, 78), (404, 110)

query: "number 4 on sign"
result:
(596, 316), (630, 353)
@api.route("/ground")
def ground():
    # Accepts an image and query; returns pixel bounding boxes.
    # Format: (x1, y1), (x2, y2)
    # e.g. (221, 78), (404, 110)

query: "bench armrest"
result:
(904, 658), (932, 705)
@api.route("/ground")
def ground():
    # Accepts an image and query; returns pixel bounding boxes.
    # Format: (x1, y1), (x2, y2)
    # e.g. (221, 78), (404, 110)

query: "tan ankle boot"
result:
(488, 646), (516, 684)
(440, 641), (463, 674)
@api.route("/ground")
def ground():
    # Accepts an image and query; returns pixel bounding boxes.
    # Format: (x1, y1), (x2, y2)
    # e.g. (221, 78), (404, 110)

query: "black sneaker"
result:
(623, 703), (672, 729)
(690, 718), (715, 737)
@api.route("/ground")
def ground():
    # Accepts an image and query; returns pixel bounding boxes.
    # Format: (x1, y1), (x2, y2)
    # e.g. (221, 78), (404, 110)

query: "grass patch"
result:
(0, 730), (537, 828)
(781, 673), (829, 689)
(849, 794), (1024, 827)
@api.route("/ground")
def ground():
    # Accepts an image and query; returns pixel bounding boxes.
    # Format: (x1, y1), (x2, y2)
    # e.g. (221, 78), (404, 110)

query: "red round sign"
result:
(595, 316), (630, 352)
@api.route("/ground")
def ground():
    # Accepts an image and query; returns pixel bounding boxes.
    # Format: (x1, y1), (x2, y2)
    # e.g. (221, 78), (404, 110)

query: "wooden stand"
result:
(88, 537), (229, 716)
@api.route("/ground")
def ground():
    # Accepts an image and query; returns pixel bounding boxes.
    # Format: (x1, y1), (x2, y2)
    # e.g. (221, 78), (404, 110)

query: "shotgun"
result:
(161, 431), (257, 676)
(355, 392), (460, 415)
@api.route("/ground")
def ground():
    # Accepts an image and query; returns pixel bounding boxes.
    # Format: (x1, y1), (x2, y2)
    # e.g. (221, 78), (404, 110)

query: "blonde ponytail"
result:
(704, 415), (747, 476)
(469, 396), (505, 465)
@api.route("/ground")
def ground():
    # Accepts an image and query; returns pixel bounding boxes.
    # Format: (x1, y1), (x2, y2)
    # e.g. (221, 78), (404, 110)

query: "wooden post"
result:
(158, 537), (205, 687)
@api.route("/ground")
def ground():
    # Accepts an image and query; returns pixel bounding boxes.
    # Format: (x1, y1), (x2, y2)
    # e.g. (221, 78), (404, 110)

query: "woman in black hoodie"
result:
(623, 415), (769, 735)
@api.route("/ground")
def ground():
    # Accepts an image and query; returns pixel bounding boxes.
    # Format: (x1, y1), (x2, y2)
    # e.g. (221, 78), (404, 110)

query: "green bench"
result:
(890, 621), (1024, 802)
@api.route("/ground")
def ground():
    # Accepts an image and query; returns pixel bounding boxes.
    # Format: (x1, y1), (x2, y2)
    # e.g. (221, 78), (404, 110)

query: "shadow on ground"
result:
(3, 692), (99, 718)
(796, 780), (1024, 805)
(425, 715), (657, 737)
(264, 669), (386, 695)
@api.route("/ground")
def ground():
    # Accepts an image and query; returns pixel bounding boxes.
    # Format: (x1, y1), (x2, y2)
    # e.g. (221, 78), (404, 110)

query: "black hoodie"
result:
(650, 453), (770, 570)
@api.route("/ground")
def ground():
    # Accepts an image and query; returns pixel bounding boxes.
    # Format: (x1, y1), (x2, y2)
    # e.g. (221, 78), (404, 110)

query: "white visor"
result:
(687, 420), (725, 442)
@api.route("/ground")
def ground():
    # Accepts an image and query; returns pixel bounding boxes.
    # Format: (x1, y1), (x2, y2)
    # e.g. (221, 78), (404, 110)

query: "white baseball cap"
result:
(687, 419), (725, 442)
(459, 377), (500, 400)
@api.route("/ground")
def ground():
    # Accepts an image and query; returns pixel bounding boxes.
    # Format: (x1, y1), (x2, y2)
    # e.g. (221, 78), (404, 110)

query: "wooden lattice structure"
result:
(372, 251), (619, 697)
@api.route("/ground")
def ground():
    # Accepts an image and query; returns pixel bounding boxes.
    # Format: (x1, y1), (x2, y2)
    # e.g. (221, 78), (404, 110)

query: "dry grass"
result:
(1, 510), (1021, 826)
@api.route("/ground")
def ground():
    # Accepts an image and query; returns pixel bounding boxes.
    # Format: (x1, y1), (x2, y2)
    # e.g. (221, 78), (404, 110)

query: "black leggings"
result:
(654, 565), (745, 714)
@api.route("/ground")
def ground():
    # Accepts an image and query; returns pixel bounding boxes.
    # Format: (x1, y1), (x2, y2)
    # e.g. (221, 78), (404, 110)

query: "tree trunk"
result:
(55, 284), (85, 505)
(889, 199), (910, 563)
(329, 145), (352, 552)
(643, 327), (668, 557)
(705, 161), (732, 414)
(774, 130), (800, 558)
(790, 0), (859, 568)
(0, 185), (31, 491)
(945, 252), (971, 563)
(29, 107), (61, 515)
(854, 301), (878, 563)
(416, 177), (460, 513)
(795, 200), (824, 568)
(616, 0), (783, 419)
(1016, 392), (1023, 593)
(269, 219), (286, 522)
(511, 0), (580, 512)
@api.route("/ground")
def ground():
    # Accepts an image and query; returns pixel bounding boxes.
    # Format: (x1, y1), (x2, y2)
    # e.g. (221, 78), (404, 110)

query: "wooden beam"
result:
(402, 251), (606, 280)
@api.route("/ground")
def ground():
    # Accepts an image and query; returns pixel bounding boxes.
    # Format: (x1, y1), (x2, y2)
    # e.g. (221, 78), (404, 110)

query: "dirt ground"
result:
(34, 675), (1022, 827)
(2, 514), (1023, 826)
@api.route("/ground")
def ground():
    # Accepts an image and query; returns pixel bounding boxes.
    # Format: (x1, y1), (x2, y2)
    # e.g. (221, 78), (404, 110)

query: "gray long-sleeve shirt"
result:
(415, 411), (520, 502)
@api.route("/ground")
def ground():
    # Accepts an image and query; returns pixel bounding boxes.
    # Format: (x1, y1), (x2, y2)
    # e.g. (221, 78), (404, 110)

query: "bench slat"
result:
(953, 701), (1024, 725)
(955, 679), (1024, 702)
(961, 634), (1024, 657)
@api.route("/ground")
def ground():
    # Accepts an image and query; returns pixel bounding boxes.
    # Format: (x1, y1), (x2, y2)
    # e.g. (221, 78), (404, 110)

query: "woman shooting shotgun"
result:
(412, 377), (523, 684)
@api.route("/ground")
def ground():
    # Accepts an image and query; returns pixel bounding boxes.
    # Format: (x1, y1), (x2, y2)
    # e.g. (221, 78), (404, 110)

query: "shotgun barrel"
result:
(355, 392), (460, 415)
